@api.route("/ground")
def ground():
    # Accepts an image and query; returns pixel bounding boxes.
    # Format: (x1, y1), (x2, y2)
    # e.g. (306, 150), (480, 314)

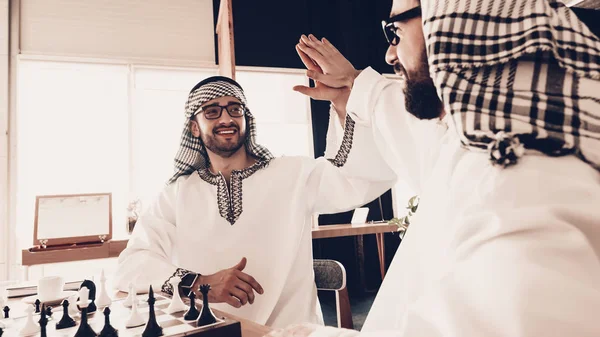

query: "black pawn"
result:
(197, 285), (217, 326)
(46, 306), (53, 320)
(183, 291), (199, 321)
(39, 304), (48, 337)
(98, 307), (118, 337)
(142, 286), (162, 337)
(80, 280), (97, 314)
(74, 305), (97, 337)
(2, 306), (8, 318)
(34, 299), (41, 313)
(56, 299), (76, 330)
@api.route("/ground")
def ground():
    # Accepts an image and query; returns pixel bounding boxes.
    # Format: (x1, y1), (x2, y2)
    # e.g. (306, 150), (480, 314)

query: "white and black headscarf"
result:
(168, 76), (274, 184)
(421, 0), (600, 170)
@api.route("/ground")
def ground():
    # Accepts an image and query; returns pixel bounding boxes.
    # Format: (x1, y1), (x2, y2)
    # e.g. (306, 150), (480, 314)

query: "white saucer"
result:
(21, 291), (78, 305)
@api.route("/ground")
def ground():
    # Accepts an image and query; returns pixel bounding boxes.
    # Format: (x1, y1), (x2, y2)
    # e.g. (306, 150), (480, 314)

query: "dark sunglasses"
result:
(381, 6), (422, 46)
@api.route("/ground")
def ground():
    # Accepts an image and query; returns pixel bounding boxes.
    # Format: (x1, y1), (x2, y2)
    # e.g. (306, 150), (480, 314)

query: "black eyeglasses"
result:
(381, 6), (422, 46)
(195, 103), (246, 120)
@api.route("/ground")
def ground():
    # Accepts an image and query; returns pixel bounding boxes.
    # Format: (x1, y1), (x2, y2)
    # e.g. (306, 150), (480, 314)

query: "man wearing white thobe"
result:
(114, 76), (396, 328)
(268, 0), (600, 336)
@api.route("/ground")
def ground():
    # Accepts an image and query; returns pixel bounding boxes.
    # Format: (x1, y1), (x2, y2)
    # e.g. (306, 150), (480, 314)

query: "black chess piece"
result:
(74, 304), (97, 337)
(98, 307), (118, 337)
(2, 305), (8, 318)
(183, 291), (199, 321)
(39, 304), (48, 337)
(46, 306), (53, 320)
(56, 299), (76, 330)
(197, 285), (217, 326)
(34, 299), (41, 313)
(142, 286), (163, 337)
(0, 325), (3, 337)
(79, 280), (97, 313)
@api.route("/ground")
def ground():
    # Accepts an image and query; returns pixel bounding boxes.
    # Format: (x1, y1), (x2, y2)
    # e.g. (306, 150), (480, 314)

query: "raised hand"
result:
(297, 34), (361, 88)
(195, 257), (263, 308)
(293, 34), (362, 115)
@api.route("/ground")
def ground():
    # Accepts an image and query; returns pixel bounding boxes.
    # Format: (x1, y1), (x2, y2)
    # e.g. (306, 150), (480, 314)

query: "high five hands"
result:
(293, 34), (362, 115)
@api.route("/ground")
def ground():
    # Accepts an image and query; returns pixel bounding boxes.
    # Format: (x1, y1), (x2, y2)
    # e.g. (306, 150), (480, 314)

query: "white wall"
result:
(0, 0), (9, 282)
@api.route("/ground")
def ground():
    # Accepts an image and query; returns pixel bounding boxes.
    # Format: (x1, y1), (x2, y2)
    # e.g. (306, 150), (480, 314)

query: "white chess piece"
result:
(96, 269), (112, 308)
(123, 283), (137, 308)
(165, 276), (188, 314)
(124, 291), (144, 328)
(19, 305), (40, 336)
(67, 294), (79, 316)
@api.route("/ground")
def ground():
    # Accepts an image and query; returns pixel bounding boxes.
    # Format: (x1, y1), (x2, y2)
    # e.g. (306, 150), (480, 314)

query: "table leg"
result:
(355, 235), (366, 291)
(375, 233), (386, 280)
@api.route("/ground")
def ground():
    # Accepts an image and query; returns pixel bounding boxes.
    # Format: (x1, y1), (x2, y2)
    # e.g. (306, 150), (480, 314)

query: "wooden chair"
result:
(313, 259), (353, 329)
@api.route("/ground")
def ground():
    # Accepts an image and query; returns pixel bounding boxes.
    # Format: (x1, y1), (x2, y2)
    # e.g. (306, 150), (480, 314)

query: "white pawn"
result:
(19, 305), (40, 336)
(165, 277), (187, 314)
(68, 294), (79, 316)
(96, 269), (112, 308)
(123, 283), (137, 308)
(124, 291), (144, 328)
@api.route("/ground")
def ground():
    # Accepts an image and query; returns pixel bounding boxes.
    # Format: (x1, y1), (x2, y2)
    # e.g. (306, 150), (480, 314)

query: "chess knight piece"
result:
(79, 280), (97, 313)
(197, 285), (218, 327)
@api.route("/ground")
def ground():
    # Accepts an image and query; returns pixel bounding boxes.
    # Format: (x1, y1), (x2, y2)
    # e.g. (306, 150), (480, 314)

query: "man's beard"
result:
(394, 61), (443, 120)
(201, 123), (247, 158)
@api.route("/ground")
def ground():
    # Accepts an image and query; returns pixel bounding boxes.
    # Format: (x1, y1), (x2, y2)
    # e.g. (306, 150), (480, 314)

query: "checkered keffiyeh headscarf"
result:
(421, 0), (600, 170)
(168, 76), (273, 184)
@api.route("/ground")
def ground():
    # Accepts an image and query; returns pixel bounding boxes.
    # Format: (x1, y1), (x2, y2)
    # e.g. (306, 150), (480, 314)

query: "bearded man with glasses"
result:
(270, 0), (600, 336)
(114, 76), (397, 328)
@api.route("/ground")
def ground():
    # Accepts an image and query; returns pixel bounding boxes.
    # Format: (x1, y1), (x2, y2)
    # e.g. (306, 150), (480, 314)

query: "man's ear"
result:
(189, 119), (201, 138)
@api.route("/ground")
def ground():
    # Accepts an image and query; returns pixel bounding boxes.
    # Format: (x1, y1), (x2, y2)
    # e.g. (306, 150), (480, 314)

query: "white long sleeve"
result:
(114, 179), (182, 294)
(345, 67), (446, 193)
(306, 109), (397, 215)
(275, 149), (600, 337)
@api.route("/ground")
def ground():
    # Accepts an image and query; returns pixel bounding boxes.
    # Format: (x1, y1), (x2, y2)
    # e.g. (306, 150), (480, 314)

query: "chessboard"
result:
(0, 295), (242, 337)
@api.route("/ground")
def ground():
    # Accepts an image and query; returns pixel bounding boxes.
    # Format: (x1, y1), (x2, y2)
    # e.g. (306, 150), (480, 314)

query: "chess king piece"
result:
(183, 291), (199, 321)
(74, 287), (97, 337)
(142, 286), (163, 337)
(165, 277), (187, 314)
(39, 305), (48, 337)
(197, 285), (218, 327)
(19, 305), (40, 336)
(56, 299), (76, 330)
(96, 269), (112, 309)
(79, 280), (97, 313)
(98, 307), (118, 337)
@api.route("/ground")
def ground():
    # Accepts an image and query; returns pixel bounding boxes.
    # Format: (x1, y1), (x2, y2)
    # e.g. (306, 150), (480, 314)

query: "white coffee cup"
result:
(37, 276), (64, 302)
